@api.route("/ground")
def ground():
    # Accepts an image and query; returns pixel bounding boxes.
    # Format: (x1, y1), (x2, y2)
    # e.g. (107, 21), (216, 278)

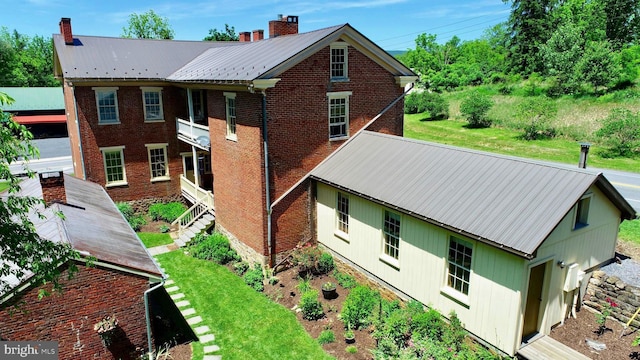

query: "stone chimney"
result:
(59, 18), (73, 45)
(269, 14), (299, 38)
(39, 171), (66, 204)
(239, 31), (251, 42)
(253, 29), (264, 41)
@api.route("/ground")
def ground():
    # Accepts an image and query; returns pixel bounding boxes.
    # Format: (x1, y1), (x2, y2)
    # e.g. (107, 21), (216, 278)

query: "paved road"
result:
(598, 168), (640, 214)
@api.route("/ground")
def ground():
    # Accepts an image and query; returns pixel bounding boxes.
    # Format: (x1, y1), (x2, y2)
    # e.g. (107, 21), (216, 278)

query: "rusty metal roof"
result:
(2, 174), (162, 283)
(54, 24), (415, 83)
(310, 131), (636, 258)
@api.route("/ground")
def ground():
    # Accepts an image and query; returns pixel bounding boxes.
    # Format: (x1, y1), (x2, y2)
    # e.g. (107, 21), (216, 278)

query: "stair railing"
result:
(172, 198), (209, 237)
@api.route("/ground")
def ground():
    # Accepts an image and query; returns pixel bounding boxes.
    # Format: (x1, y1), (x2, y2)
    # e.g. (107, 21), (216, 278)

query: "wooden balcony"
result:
(176, 117), (210, 151)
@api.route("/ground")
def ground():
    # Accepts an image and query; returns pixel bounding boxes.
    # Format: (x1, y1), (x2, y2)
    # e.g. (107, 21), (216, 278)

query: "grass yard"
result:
(137, 232), (173, 248)
(155, 251), (334, 360)
(620, 219), (640, 245)
(404, 114), (640, 173)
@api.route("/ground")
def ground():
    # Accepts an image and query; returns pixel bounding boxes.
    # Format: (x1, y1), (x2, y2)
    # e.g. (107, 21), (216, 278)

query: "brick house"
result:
(53, 16), (416, 264)
(0, 172), (164, 360)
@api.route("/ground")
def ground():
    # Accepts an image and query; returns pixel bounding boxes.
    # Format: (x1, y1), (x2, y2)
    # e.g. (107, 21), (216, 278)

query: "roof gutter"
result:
(267, 82), (415, 264)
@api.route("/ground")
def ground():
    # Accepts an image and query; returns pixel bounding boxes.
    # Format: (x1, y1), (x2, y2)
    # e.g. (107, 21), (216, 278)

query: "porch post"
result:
(192, 146), (199, 199)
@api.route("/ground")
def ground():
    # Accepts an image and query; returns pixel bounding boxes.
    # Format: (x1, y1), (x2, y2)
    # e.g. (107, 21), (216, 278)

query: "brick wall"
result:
(73, 85), (186, 202)
(0, 264), (152, 360)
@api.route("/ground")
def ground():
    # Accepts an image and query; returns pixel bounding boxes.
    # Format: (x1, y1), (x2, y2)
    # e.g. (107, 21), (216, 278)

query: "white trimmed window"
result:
(146, 143), (169, 181)
(330, 43), (348, 80)
(447, 237), (473, 296)
(224, 92), (237, 141)
(94, 87), (120, 124)
(100, 146), (126, 187)
(141, 87), (164, 121)
(383, 210), (401, 260)
(327, 91), (351, 140)
(336, 192), (349, 235)
(573, 194), (592, 230)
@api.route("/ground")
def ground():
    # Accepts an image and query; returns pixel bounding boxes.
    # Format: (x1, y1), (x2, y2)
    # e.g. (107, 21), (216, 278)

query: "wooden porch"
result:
(517, 335), (591, 360)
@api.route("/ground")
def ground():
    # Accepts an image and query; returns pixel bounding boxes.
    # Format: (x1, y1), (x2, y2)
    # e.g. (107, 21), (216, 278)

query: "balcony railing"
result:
(176, 117), (210, 150)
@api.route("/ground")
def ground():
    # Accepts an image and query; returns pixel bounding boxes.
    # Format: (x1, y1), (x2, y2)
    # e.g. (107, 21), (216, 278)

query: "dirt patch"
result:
(158, 343), (191, 360)
(264, 267), (377, 359)
(617, 241), (640, 262)
(550, 307), (639, 359)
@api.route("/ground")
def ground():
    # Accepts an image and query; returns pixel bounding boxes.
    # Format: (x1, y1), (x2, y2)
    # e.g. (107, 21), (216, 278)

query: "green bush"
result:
(459, 91), (493, 128)
(411, 308), (446, 340)
(442, 312), (467, 353)
(404, 91), (449, 119)
(296, 276), (312, 294)
(116, 202), (147, 231)
(148, 202), (187, 223)
(299, 289), (324, 320)
(373, 307), (409, 349)
(189, 232), (240, 265)
(345, 345), (357, 354)
(233, 261), (249, 276)
(317, 330), (335, 345)
(333, 270), (358, 289)
(243, 263), (264, 292)
(317, 252), (335, 274)
(595, 108), (640, 157)
(516, 97), (558, 140)
(341, 285), (380, 330)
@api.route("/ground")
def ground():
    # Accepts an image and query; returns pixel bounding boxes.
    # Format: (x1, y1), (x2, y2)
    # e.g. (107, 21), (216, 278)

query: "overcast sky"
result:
(1, 0), (511, 50)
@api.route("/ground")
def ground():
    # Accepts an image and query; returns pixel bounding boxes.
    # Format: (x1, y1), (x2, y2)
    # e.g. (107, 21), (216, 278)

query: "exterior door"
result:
(522, 262), (546, 341)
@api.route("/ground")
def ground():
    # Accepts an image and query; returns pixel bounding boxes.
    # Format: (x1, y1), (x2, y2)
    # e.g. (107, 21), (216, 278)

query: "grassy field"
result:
(137, 232), (173, 248)
(155, 251), (333, 360)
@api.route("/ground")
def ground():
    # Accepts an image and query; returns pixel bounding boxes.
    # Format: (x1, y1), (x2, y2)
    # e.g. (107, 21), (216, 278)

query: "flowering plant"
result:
(94, 315), (119, 346)
(595, 298), (617, 335)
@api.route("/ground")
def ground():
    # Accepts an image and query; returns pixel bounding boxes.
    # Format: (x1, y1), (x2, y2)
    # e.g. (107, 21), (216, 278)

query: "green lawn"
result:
(620, 220), (640, 245)
(404, 114), (640, 173)
(137, 232), (174, 248)
(155, 251), (333, 360)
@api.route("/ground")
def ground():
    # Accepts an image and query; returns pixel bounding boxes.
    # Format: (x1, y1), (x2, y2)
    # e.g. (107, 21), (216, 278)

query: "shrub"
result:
(148, 202), (187, 223)
(317, 330), (335, 345)
(116, 202), (146, 231)
(300, 289), (324, 320)
(233, 261), (249, 276)
(516, 97), (558, 140)
(317, 252), (335, 274)
(341, 285), (380, 330)
(296, 276), (312, 294)
(333, 270), (358, 289)
(459, 91), (493, 128)
(442, 311), (467, 352)
(595, 108), (640, 158)
(411, 308), (446, 340)
(159, 224), (170, 233)
(243, 263), (264, 292)
(345, 345), (357, 354)
(404, 91), (449, 119)
(189, 232), (240, 265)
(373, 307), (409, 349)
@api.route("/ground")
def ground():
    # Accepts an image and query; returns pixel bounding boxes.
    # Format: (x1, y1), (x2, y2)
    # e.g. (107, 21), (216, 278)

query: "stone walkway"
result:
(154, 253), (222, 360)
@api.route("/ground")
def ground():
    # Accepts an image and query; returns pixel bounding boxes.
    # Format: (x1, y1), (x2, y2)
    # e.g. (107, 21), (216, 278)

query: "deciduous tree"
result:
(204, 24), (238, 41)
(122, 10), (174, 40)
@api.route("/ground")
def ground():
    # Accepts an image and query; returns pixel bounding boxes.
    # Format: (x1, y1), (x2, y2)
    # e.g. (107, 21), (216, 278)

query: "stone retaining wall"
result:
(584, 270), (640, 330)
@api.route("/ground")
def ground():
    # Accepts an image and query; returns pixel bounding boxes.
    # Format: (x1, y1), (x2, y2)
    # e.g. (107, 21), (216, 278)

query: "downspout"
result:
(267, 83), (414, 260)
(70, 84), (86, 178)
(144, 278), (165, 360)
(261, 91), (274, 265)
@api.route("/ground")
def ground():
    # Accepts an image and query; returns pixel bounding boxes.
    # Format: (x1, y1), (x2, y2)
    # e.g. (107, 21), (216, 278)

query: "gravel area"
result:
(600, 257), (640, 287)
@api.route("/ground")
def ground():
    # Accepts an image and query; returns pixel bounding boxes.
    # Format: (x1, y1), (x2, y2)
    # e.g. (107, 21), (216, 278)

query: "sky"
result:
(1, 0), (511, 51)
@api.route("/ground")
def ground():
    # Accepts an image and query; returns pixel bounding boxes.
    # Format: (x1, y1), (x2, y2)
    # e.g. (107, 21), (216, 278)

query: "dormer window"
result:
(330, 43), (348, 81)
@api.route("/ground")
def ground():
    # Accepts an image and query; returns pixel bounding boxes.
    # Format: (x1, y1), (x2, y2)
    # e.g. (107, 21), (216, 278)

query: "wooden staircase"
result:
(172, 199), (215, 247)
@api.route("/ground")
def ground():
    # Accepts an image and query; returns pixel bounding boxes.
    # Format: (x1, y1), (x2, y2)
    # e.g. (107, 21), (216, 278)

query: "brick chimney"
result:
(269, 14), (298, 38)
(253, 29), (264, 41)
(239, 31), (251, 42)
(39, 171), (66, 204)
(59, 18), (73, 45)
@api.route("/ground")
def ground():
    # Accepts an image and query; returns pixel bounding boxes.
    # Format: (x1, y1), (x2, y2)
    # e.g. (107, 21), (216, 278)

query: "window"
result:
(447, 237), (472, 296)
(383, 210), (401, 260)
(94, 87), (119, 124)
(573, 194), (592, 230)
(327, 92), (351, 140)
(336, 192), (349, 235)
(330, 43), (348, 80)
(224, 92), (237, 140)
(146, 143), (169, 181)
(141, 87), (164, 121)
(191, 89), (206, 123)
(100, 146), (126, 187)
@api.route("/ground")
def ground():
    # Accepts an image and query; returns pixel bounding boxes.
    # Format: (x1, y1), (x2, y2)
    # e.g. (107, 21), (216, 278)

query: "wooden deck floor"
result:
(517, 335), (591, 360)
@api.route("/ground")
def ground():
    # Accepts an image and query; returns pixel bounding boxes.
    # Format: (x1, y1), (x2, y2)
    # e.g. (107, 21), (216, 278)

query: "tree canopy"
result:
(204, 24), (239, 41)
(121, 10), (175, 40)
(0, 28), (59, 87)
(0, 92), (78, 301)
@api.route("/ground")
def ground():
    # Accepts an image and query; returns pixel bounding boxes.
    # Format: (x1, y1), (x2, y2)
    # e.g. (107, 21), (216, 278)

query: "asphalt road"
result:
(599, 168), (640, 214)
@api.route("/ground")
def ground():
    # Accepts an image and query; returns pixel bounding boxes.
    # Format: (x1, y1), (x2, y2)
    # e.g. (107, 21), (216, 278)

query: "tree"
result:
(602, 0), (640, 49)
(540, 23), (585, 93)
(204, 24), (238, 41)
(516, 96), (557, 139)
(0, 28), (58, 87)
(576, 40), (620, 93)
(596, 108), (640, 157)
(0, 92), (78, 300)
(121, 10), (174, 40)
